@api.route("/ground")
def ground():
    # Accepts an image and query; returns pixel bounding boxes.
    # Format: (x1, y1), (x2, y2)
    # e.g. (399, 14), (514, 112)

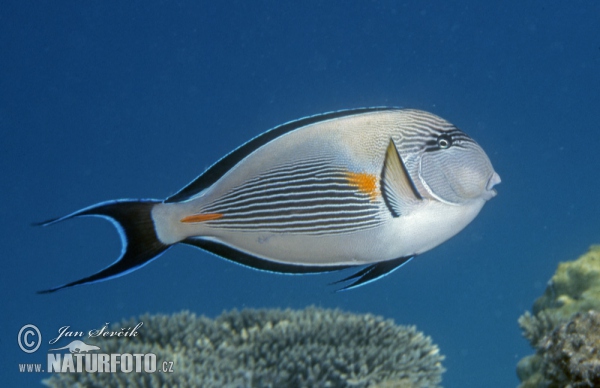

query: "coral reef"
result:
(43, 307), (445, 388)
(517, 246), (600, 388)
(532, 245), (600, 322)
(538, 310), (600, 387)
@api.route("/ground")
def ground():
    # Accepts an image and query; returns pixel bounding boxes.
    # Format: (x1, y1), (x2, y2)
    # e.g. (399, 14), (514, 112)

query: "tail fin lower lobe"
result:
(36, 199), (170, 293)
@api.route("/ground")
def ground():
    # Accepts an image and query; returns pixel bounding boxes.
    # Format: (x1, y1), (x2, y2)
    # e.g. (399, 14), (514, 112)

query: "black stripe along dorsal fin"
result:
(166, 107), (398, 203)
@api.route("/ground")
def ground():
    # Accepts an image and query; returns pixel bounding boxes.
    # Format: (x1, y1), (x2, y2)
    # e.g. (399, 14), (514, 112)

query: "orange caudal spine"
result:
(180, 213), (224, 223)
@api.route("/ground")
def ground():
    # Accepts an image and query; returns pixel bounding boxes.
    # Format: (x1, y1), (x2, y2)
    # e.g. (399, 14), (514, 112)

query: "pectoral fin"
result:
(380, 139), (422, 217)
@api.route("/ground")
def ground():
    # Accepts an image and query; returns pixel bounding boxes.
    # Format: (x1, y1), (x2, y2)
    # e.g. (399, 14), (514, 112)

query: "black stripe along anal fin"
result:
(332, 256), (414, 291)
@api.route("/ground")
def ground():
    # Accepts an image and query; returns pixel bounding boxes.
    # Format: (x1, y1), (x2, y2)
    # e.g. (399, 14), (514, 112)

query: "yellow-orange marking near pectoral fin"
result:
(345, 171), (379, 201)
(180, 213), (224, 223)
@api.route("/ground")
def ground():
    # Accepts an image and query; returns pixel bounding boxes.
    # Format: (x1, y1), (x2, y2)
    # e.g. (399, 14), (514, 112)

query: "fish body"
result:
(39, 108), (500, 293)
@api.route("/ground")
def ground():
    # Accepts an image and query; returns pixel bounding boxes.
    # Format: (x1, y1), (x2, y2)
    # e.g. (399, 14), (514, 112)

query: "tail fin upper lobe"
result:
(36, 199), (170, 293)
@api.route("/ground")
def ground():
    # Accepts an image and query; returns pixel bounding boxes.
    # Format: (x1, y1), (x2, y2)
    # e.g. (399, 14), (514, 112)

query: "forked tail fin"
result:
(36, 199), (171, 293)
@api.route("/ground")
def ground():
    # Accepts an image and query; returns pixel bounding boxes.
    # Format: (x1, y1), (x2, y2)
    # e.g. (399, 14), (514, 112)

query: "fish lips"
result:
(484, 172), (501, 199)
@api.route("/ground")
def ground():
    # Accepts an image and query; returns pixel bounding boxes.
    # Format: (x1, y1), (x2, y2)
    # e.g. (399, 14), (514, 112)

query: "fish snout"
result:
(485, 172), (501, 199)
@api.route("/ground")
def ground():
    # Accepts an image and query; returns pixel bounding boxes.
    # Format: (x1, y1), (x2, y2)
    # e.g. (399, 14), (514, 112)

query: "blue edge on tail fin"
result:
(35, 199), (168, 294)
(36, 199), (413, 293)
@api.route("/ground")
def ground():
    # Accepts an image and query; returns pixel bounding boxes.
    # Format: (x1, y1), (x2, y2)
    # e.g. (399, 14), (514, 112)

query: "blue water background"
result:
(2, 1), (599, 387)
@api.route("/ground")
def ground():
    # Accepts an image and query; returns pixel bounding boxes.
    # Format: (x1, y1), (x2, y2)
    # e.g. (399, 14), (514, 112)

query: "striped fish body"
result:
(39, 108), (500, 293)
(155, 109), (485, 264)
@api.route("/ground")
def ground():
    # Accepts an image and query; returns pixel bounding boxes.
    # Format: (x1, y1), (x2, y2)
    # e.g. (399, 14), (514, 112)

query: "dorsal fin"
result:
(380, 139), (422, 217)
(166, 107), (398, 203)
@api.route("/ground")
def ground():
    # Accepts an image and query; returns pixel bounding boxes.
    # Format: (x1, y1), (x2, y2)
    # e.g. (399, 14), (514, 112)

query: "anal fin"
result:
(332, 256), (414, 291)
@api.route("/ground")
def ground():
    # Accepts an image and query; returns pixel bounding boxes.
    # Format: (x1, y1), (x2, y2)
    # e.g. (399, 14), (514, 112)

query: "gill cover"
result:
(419, 136), (496, 204)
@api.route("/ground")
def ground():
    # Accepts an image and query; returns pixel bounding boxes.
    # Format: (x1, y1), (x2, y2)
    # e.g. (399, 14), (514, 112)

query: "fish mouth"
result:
(485, 172), (501, 199)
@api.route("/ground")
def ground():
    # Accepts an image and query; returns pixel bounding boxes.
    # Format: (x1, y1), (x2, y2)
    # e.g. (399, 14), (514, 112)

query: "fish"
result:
(37, 108), (500, 293)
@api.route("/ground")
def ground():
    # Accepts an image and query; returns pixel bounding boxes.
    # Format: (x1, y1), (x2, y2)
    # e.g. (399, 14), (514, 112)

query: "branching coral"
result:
(43, 307), (445, 388)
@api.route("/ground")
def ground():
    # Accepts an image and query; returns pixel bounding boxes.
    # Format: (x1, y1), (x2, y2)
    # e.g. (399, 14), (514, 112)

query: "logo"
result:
(49, 340), (100, 353)
(47, 340), (157, 373)
(18, 324), (42, 353)
(49, 322), (143, 345)
(17, 322), (175, 375)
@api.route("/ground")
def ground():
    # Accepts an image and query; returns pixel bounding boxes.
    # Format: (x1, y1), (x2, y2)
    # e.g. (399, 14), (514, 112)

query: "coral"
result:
(537, 310), (600, 387)
(517, 246), (600, 388)
(519, 310), (560, 349)
(43, 307), (445, 388)
(516, 354), (544, 388)
(533, 245), (600, 322)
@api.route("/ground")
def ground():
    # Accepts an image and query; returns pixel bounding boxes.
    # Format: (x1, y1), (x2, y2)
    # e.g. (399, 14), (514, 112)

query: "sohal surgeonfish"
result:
(38, 108), (500, 293)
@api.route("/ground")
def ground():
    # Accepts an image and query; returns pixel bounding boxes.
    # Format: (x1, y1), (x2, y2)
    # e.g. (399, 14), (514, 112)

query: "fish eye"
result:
(437, 134), (452, 149)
